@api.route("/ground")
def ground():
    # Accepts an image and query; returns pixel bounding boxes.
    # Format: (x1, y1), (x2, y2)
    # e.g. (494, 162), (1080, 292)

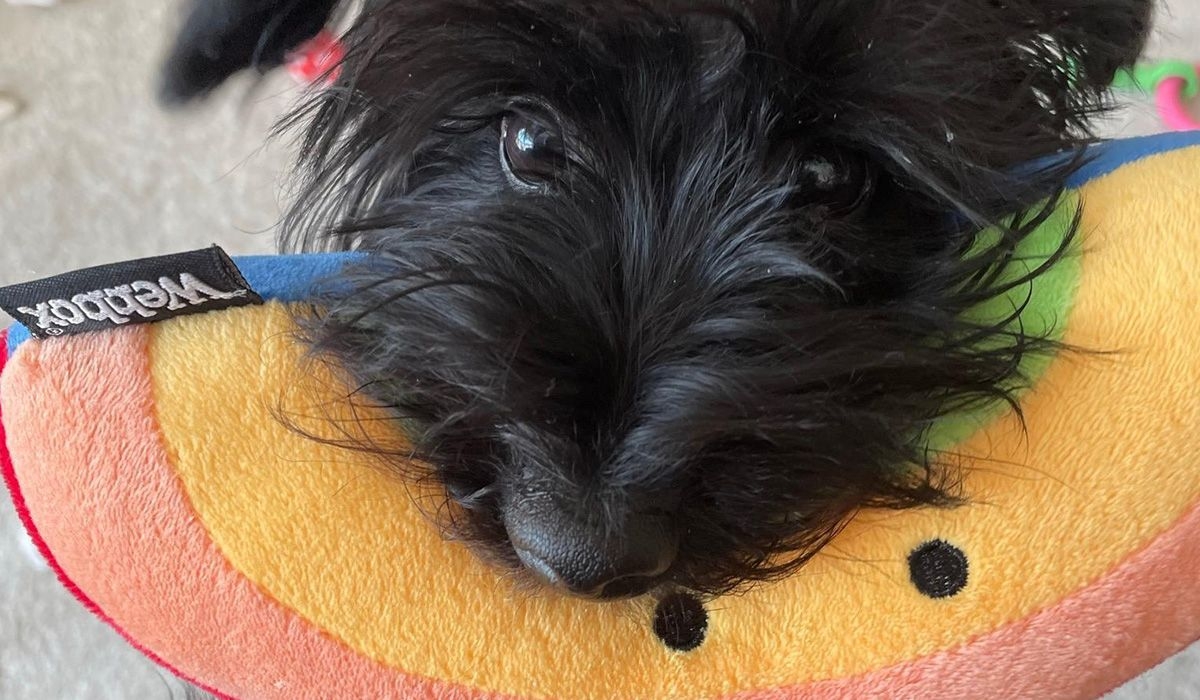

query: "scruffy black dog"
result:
(163, 0), (1151, 600)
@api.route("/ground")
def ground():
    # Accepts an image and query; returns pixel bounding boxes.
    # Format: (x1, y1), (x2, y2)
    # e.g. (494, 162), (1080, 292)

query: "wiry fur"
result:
(164, 0), (1152, 598)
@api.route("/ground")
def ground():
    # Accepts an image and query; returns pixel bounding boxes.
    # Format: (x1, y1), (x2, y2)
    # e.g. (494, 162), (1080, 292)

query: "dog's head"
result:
(165, 0), (1150, 599)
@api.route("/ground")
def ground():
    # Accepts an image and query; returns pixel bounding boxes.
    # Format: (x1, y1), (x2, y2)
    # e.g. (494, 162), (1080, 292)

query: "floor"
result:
(1, 1), (1198, 698)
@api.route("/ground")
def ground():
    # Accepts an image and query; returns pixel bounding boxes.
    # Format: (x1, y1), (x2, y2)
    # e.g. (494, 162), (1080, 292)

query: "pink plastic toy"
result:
(1156, 76), (1200, 131)
(1113, 60), (1200, 132)
(287, 30), (345, 87)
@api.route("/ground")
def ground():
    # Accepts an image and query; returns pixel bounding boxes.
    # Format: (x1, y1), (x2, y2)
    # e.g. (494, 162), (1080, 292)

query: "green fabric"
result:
(926, 194), (1083, 451)
(1113, 61), (1200, 98)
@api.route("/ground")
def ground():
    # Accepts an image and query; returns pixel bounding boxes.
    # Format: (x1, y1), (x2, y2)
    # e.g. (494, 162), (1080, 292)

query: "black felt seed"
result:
(653, 593), (708, 652)
(908, 539), (969, 599)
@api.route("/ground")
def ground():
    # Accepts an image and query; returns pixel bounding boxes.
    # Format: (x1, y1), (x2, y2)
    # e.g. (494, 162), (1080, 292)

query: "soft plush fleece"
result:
(3, 132), (1200, 700)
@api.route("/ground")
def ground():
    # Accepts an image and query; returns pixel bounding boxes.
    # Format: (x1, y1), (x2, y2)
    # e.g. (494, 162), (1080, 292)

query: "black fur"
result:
(165, 0), (1151, 598)
(160, 0), (339, 103)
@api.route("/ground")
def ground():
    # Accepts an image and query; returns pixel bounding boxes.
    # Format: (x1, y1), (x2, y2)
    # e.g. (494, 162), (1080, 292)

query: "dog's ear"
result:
(1021, 0), (1154, 93)
(819, 0), (1153, 221)
(159, 0), (341, 105)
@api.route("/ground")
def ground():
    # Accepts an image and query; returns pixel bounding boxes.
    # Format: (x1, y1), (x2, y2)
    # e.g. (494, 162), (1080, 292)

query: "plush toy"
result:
(1114, 61), (1200, 131)
(286, 29), (345, 87)
(3, 132), (1200, 700)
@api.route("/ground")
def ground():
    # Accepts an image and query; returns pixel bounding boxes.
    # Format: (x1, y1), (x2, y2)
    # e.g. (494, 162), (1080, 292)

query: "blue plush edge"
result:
(7, 131), (1200, 358)
(1065, 131), (1200, 186)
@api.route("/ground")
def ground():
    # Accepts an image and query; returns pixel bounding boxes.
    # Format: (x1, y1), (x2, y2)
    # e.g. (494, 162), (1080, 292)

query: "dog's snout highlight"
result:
(505, 499), (677, 599)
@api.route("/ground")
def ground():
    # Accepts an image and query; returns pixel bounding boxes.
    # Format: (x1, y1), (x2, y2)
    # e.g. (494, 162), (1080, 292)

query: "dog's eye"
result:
(795, 147), (876, 214)
(500, 112), (566, 190)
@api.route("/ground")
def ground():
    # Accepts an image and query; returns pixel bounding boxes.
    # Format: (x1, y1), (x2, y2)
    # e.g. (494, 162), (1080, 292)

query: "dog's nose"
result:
(507, 508), (677, 599)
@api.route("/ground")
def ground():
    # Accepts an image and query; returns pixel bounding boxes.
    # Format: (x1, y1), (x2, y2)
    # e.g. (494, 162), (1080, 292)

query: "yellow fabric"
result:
(148, 146), (1200, 699)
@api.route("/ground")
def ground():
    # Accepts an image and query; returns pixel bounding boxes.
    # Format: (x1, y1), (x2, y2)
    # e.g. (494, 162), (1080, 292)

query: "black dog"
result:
(163, 0), (1152, 600)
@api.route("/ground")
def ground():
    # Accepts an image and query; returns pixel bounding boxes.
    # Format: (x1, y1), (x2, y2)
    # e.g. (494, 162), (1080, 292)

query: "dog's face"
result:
(167, 0), (1150, 598)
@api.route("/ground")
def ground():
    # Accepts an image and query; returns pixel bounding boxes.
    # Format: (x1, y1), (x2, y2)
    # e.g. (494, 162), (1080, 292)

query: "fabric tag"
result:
(0, 246), (263, 339)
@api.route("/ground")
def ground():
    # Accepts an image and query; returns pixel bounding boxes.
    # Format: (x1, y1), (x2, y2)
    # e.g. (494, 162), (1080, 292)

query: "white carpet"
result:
(1, 1), (1198, 698)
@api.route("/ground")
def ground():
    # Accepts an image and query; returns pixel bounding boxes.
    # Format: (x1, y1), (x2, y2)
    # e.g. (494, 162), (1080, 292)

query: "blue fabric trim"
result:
(6, 326), (30, 354)
(1067, 131), (1200, 187)
(228, 252), (363, 303)
(6, 132), (1200, 358)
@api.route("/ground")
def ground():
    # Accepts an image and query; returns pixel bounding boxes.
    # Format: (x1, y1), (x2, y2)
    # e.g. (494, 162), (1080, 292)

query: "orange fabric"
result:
(0, 332), (230, 699)
(1, 143), (1199, 700)
(142, 147), (1200, 697)
(0, 326), (507, 699)
(743, 497), (1200, 699)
